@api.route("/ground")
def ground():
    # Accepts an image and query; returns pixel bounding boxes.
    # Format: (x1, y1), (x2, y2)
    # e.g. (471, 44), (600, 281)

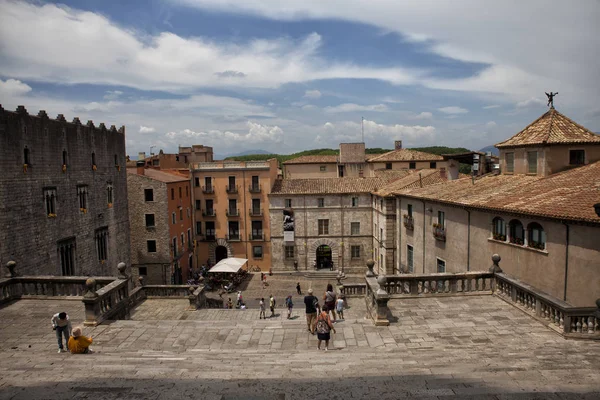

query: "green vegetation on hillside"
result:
(225, 145), (474, 173)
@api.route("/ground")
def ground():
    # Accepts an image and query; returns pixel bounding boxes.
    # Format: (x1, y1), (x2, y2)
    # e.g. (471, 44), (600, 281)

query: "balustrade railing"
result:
(143, 285), (198, 298)
(83, 278), (130, 326)
(384, 272), (494, 297)
(495, 273), (598, 338)
(340, 284), (366, 297)
(0, 276), (115, 304)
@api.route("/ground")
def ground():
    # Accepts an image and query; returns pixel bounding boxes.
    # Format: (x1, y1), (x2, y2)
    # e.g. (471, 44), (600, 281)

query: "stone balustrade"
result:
(495, 272), (599, 338)
(340, 284), (367, 297)
(143, 285), (200, 298)
(364, 261), (391, 326)
(83, 277), (130, 326)
(384, 271), (495, 297)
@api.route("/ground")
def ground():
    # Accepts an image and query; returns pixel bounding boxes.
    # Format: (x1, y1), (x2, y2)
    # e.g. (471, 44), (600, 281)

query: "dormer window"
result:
(569, 150), (585, 165)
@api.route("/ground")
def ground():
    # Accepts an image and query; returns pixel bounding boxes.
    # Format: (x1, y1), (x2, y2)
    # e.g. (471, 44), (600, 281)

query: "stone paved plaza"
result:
(1, 293), (599, 399)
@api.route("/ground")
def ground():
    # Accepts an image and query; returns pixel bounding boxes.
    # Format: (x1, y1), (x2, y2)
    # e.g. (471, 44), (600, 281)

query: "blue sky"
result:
(1, 0), (599, 156)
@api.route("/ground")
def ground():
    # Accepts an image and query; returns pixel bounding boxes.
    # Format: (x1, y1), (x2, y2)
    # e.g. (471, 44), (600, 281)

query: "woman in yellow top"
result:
(68, 326), (93, 354)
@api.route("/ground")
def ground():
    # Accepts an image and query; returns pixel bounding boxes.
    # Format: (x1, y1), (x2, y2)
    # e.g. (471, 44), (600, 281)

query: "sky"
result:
(1, 0), (599, 157)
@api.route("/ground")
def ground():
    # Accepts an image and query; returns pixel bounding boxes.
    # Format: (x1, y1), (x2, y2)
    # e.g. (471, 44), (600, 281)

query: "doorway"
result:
(316, 245), (332, 270)
(215, 245), (228, 263)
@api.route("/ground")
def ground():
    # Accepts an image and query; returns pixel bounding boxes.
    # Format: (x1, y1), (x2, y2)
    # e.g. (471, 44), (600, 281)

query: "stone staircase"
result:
(303, 270), (345, 279)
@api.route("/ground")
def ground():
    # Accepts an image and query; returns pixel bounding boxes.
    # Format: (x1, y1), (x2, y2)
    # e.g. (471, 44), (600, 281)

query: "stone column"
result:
(374, 275), (390, 326)
(489, 254), (502, 293)
(82, 278), (100, 326)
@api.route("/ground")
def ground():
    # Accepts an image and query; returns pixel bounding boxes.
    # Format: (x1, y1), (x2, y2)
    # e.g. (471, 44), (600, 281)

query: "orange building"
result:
(191, 159), (278, 271)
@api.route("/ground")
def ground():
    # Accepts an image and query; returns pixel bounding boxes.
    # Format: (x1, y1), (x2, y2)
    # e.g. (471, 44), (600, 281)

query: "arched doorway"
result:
(316, 245), (332, 270)
(215, 245), (228, 263)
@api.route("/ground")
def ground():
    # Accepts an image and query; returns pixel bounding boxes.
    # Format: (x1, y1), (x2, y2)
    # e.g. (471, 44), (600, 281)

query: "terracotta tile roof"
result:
(271, 176), (399, 195)
(496, 108), (600, 148)
(374, 169), (457, 196)
(398, 162), (600, 223)
(368, 148), (444, 162)
(283, 155), (338, 164)
(372, 169), (413, 179)
(127, 168), (189, 183)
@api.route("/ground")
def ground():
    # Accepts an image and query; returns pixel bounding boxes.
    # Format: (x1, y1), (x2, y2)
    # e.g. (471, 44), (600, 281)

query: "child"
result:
(51, 312), (71, 353)
(259, 298), (266, 319)
(227, 298), (233, 309)
(68, 326), (93, 354)
(336, 296), (344, 320)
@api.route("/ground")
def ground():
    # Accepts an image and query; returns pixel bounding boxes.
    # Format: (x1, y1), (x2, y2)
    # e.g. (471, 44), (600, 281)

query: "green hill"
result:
(225, 146), (473, 173)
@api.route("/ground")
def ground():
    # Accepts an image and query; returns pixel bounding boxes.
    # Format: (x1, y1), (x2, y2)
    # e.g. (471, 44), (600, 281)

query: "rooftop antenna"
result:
(361, 117), (364, 143)
(150, 145), (155, 156)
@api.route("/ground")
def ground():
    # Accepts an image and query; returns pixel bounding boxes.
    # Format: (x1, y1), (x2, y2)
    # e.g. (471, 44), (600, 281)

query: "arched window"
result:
(528, 222), (546, 250)
(509, 219), (524, 245)
(492, 217), (506, 241)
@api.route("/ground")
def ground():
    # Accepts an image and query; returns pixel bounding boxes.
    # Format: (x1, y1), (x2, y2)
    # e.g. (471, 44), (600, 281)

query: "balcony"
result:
(433, 224), (446, 242)
(249, 233), (264, 241)
(226, 185), (238, 194)
(226, 234), (240, 241)
(226, 208), (239, 217)
(403, 215), (414, 230)
(248, 184), (261, 193)
(202, 185), (214, 194)
(204, 234), (216, 241)
(249, 208), (263, 217)
(202, 209), (216, 217)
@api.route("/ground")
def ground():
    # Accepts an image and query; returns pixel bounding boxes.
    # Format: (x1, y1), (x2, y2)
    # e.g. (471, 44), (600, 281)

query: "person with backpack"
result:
(285, 295), (293, 319)
(315, 304), (336, 351)
(303, 288), (319, 334)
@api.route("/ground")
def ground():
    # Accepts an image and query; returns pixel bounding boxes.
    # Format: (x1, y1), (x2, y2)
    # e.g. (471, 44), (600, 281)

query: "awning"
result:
(208, 258), (248, 273)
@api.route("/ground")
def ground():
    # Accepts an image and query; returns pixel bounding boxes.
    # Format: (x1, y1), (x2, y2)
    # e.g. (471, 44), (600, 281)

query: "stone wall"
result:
(127, 173), (170, 284)
(0, 105), (130, 276)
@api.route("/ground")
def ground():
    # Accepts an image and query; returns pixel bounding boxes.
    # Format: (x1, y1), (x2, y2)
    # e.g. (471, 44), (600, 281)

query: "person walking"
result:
(259, 298), (266, 319)
(51, 311), (71, 353)
(285, 295), (294, 319)
(303, 288), (319, 334)
(236, 291), (243, 308)
(68, 326), (93, 354)
(315, 304), (336, 351)
(269, 294), (276, 317)
(296, 282), (302, 295)
(323, 284), (337, 322)
(336, 295), (345, 320)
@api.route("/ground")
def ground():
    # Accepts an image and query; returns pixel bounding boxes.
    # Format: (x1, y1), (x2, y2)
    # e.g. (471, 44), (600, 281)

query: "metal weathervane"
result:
(545, 92), (558, 108)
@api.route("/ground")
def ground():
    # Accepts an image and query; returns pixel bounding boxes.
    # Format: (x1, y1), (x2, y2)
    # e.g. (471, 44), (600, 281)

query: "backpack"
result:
(316, 316), (330, 334)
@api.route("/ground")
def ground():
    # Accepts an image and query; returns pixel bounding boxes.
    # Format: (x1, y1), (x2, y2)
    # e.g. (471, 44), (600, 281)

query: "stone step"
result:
(303, 271), (345, 279)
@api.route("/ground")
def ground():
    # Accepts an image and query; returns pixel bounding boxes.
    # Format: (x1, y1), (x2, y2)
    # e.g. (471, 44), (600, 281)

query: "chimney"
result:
(138, 152), (146, 160)
(395, 140), (402, 150)
(136, 161), (145, 175)
(440, 167), (447, 180)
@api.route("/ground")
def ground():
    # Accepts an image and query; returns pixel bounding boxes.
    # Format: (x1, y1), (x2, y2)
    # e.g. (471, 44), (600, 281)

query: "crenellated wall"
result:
(0, 104), (130, 276)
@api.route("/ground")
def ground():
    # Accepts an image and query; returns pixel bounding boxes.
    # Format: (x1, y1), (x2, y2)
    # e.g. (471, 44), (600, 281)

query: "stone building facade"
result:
(0, 105), (130, 276)
(191, 159), (278, 271)
(269, 176), (400, 273)
(390, 109), (600, 307)
(127, 166), (193, 284)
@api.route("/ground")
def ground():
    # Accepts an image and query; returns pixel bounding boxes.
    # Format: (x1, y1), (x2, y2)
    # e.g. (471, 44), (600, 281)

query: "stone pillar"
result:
(489, 254), (502, 293)
(82, 278), (100, 326)
(374, 275), (390, 326)
(5, 261), (17, 278)
(117, 262), (128, 279)
(523, 229), (529, 247)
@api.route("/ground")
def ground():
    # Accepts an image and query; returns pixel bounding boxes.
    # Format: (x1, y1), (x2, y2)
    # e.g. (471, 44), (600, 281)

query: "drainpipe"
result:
(562, 221), (569, 302)
(242, 170), (248, 260)
(422, 200), (426, 274)
(466, 208), (471, 271)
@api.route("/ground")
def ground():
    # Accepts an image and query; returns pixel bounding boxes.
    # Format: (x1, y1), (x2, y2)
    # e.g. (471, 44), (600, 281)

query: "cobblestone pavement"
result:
(1, 295), (599, 400)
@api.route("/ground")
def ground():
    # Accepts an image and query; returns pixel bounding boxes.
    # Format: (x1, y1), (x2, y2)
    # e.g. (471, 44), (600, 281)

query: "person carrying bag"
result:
(315, 304), (336, 351)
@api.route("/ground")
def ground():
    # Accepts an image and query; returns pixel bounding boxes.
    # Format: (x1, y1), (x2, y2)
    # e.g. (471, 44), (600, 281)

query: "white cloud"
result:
(303, 89), (321, 99)
(0, 1), (418, 92)
(139, 125), (156, 133)
(324, 103), (388, 113)
(411, 111), (433, 120)
(516, 97), (546, 108)
(483, 104), (501, 109)
(165, 121), (283, 145)
(0, 78), (32, 96)
(485, 121), (497, 128)
(103, 90), (123, 100)
(170, 1), (600, 108)
(438, 106), (469, 115)
(322, 119), (435, 146)
(380, 96), (404, 104)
